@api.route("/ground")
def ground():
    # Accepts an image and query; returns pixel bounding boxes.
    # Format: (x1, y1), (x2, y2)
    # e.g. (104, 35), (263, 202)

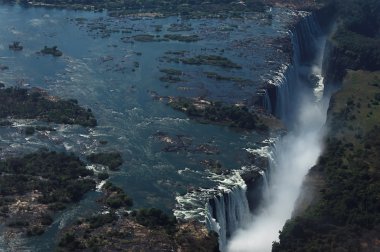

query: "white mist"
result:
(227, 92), (328, 252)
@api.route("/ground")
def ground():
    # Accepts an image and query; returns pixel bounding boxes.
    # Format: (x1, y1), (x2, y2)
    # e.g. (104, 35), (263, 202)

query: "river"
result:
(0, 3), (310, 251)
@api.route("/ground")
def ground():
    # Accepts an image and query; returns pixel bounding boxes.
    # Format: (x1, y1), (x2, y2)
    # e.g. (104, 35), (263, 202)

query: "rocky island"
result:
(40, 46), (63, 57)
(9, 41), (23, 51)
(0, 87), (96, 127)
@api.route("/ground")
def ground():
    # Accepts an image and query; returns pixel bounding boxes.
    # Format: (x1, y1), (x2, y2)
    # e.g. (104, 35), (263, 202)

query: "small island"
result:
(86, 152), (123, 171)
(0, 87), (97, 127)
(181, 55), (242, 69)
(163, 34), (200, 42)
(9, 41), (23, 51)
(168, 97), (270, 131)
(40, 46), (63, 57)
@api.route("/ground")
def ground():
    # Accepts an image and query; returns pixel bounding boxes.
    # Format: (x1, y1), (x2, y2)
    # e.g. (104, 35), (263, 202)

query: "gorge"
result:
(205, 8), (335, 252)
(1, 0), (379, 251)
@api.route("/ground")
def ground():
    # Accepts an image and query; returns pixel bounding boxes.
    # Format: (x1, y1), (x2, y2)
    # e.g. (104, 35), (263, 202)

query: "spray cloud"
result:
(228, 90), (328, 251)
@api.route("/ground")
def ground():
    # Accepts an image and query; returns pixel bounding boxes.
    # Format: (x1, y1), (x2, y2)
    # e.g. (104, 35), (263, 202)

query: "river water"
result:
(0, 3), (299, 251)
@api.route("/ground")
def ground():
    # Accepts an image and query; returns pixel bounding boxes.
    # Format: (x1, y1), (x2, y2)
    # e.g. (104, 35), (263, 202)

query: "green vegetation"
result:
(204, 71), (253, 86)
(273, 71), (380, 251)
(97, 172), (109, 180)
(160, 68), (182, 76)
(40, 46), (63, 57)
(273, 1), (380, 250)
(181, 55), (242, 69)
(169, 97), (268, 131)
(324, 0), (380, 81)
(0, 87), (97, 127)
(0, 151), (96, 235)
(130, 208), (177, 234)
(163, 34), (200, 42)
(132, 34), (158, 42)
(0, 151), (95, 203)
(159, 75), (183, 84)
(85, 212), (118, 229)
(9, 41), (23, 51)
(58, 233), (83, 250)
(86, 152), (123, 171)
(159, 68), (184, 84)
(101, 182), (133, 209)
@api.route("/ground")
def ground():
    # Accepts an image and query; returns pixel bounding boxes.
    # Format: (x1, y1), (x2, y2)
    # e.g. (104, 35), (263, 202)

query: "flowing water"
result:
(0, 3), (306, 251)
(227, 13), (332, 252)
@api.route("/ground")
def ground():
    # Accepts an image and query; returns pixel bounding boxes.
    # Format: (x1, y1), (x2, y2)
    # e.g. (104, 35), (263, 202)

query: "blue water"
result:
(0, 3), (295, 250)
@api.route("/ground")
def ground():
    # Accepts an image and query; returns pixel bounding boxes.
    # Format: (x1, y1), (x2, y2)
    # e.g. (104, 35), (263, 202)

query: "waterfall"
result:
(200, 10), (331, 252)
(227, 11), (331, 252)
(268, 12), (324, 125)
(256, 89), (273, 114)
(206, 174), (251, 252)
(258, 170), (270, 199)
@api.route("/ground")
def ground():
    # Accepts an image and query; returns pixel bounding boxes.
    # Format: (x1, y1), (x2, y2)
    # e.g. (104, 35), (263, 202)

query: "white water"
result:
(228, 94), (328, 252)
(206, 182), (251, 252)
(227, 12), (331, 252)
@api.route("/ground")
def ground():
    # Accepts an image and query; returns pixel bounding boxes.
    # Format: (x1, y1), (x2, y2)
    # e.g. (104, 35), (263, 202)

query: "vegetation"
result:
(204, 71), (253, 86)
(163, 34), (200, 42)
(86, 152), (123, 171)
(160, 68), (183, 76)
(9, 41), (23, 51)
(101, 182), (133, 209)
(159, 68), (184, 84)
(169, 97), (268, 131)
(130, 208), (177, 234)
(40, 46), (63, 57)
(85, 212), (118, 229)
(57, 212), (218, 251)
(0, 151), (95, 203)
(56, 180), (217, 251)
(181, 55), (242, 69)
(0, 151), (96, 235)
(0, 87), (97, 127)
(273, 71), (380, 251)
(324, 0), (380, 81)
(97, 172), (109, 180)
(132, 34), (158, 42)
(22, 0), (268, 17)
(274, 1), (380, 249)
